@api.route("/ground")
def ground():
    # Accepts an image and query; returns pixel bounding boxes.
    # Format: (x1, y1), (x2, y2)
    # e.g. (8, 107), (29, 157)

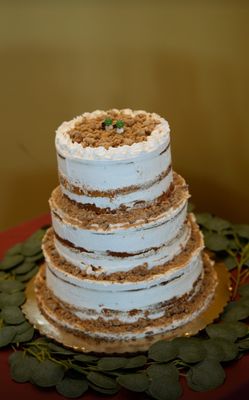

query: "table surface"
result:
(0, 213), (249, 400)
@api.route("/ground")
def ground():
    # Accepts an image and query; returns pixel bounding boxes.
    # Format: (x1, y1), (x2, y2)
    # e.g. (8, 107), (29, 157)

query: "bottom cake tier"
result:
(35, 219), (218, 342)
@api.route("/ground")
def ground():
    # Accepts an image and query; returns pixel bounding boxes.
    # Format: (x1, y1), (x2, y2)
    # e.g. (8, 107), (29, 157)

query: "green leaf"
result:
(124, 355), (147, 369)
(202, 339), (226, 361)
(147, 363), (182, 400)
(206, 322), (243, 342)
(15, 265), (39, 282)
(117, 373), (149, 392)
(0, 254), (24, 271)
(56, 377), (88, 398)
(12, 261), (35, 275)
(0, 292), (25, 308)
(6, 243), (23, 256)
(196, 213), (213, 228)
(11, 321), (32, 334)
(87, 371), (118, 390)
(25, 252), (44, 263)
(46, 342), (76, 355)
(204, 232), (229, 251)
(148, 339), (178, 362)
(178, 338), (206, 363)
(221, 301), (249, 321)
(88, 383), (119, 395)
(205, 216), (231, 232)
(73, 354), (99, 363)
(0, 280), (25, 293)
(31, 359), (65, 387)
(0, 326), (16, 347)
(21, 230), (45, 256)
(207, 338), (238, 362)
(12, 326), (34, 343)
(239, 284), (249, 298)
(97, 357), (127, 371)
(223, 255), (237, 271)
(234, 224), (249, 239)
(147, 363), (179, 380)
(10, 354), (39, 383)
(238, 339), (249, 350)
(186, 359), (225, 392)
(1, 306), (26, 325)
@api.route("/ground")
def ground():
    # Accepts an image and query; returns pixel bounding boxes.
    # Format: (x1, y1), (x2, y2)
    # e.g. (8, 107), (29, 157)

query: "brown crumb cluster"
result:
(68, 110), (160, 149)
(42, 215), (203, 282)
(50, 172), (189, 230)
(35, 256), (217, 338)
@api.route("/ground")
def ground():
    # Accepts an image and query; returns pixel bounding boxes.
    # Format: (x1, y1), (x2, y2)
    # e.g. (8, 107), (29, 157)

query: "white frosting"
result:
(45, 246), (203, 312)
(51, 200), (188, 254)
(60, 167), (172, 210)
(55, 109), (170, 161)
(53, 220), (191, 274)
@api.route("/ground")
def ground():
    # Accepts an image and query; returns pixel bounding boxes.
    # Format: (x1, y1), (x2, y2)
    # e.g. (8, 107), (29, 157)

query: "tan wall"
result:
(1, 1), (249, 230)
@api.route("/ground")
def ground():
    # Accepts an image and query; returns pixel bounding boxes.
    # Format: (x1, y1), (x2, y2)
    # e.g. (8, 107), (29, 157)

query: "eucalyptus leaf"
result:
(0, 280), (25, 293)
(1, 306), (25, 325)
(12, 321), (32, 334)
(117, 373), (149, 392)
(9, 350), (25, 366)
(124, 355), (147, 369)
(31, 359), (65, 387)
(0, 254), (24, 271)
(12, 326), (34, 343)
(205, 322), (247, 350)
(224, 255), (237, 271)
(234, 224), (249, 239)
(204, 232), (229, 251)
(21, 230), (45, 256)
(221, 301), (249, 321)
(46, 342), (76, 355)
(204, 216), (231, 232)
(147, 363), (179, 381)
(208, 338), (238, 362)
(88, 383), (119, 395)
(239, 284), (249, 298)
(6, 243), (23, 256)
(56, 377), (88, 398)
(147, 363), (181, 400)
(202, 339), (226, 361)
(0, 292), (25, 308)
(238, 339), (249, 350)
(13, 261), (35, 275)
(87, 371), (118, 390)
(187, 359), (225, 391)
(15, 265), (39, 282)
(10, 354), (39, 383)
(0, 326), (16, 347)
(74, 354), (99, 363)
(178, 338), (206, 363)
(196, 213), (213, 228)
(148, 339), (178, 362)
(97, 357), (127, 371)
(25, 252), (44, 263)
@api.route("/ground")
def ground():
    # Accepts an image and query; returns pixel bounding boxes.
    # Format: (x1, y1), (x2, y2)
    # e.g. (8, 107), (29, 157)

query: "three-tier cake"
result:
(35, 109), (218, 342)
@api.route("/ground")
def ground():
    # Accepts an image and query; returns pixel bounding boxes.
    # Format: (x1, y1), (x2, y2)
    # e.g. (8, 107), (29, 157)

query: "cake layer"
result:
(42, 215), (204, 315)
(52, 218), (191, 273)
(49, 172), (189, 255)
(35, 253), (217, 341)
(55, 109), (172, 209)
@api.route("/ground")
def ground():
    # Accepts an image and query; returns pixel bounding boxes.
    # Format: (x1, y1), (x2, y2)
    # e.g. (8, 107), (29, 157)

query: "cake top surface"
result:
(55, 109), (170, 161)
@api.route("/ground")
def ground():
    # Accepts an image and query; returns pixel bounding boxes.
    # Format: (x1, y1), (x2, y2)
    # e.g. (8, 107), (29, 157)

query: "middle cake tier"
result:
(49, 172), (190, 275)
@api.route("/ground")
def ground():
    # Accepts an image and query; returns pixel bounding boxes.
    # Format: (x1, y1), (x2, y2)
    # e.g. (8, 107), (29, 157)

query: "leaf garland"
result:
(0, 218), (249, 399)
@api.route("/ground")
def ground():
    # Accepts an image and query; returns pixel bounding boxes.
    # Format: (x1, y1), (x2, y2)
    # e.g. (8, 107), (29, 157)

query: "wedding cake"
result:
(35, 109), (217, 342)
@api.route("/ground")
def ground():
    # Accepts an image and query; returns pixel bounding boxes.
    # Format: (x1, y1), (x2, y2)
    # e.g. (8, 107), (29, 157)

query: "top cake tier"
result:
(55, 109), (172, 210)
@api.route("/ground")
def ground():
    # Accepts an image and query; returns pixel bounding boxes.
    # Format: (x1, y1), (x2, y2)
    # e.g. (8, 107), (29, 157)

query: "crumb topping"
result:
(68, 110), (160, 149)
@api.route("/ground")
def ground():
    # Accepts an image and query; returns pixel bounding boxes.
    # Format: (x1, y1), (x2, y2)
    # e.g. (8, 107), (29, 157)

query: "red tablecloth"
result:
(0, 213), (249, 399)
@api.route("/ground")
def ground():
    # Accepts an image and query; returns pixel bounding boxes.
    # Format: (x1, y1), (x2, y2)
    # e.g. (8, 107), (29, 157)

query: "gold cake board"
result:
(22, 262), (231, 354)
